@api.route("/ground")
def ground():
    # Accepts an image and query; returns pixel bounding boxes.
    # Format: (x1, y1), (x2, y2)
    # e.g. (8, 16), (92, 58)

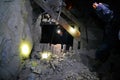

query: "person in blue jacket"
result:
(92, 2), (117, 69)
(93, 2), (114, 23)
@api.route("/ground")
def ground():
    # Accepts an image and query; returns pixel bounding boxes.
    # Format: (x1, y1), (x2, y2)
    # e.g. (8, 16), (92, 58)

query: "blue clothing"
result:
(95, 3), (114, 22)
(94, 3), (116, 62)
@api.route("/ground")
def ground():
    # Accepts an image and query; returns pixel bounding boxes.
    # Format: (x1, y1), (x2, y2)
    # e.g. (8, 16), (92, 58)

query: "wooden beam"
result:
(34, 0), (80, 38)
(62, 8), (80, 26)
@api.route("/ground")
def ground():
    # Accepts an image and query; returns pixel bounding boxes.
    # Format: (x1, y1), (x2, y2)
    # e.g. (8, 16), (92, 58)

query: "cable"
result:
(56, 0), (63, 21)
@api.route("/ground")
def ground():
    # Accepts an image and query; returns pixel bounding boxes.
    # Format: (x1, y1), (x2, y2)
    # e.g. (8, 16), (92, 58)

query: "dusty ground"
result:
(17, 44), (99, 80)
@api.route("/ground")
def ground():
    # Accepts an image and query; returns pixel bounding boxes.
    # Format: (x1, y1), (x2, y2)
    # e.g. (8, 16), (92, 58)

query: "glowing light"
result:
(69, 27), (76, 34)
(57, 29), (61, 34)
(42, 53), (48, 59)
(41, 51), (51, 60)
(56, 27), (63, 36)
(22, 44), (29, 54)
(20, 40), (32, 58)
(67, 25), (81, 38)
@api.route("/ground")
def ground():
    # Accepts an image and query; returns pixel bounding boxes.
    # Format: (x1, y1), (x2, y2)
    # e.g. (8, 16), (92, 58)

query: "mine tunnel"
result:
(0, 0), (120, 80)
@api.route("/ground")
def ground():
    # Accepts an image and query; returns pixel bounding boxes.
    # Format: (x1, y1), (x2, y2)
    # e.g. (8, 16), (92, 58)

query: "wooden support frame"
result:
(34, 0), (81, 38)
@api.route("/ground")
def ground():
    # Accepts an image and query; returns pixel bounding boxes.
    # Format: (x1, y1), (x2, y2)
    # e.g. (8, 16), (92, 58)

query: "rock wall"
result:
(0, 0), (33, 79)
(79, 16), (104, 50)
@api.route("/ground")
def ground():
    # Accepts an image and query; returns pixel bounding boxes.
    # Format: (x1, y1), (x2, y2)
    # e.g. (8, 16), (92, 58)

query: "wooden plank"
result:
(62, 8), (80, 26)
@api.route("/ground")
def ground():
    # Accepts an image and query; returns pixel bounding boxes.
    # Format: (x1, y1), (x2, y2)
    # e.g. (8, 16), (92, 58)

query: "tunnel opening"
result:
(40, 25), (73, 50)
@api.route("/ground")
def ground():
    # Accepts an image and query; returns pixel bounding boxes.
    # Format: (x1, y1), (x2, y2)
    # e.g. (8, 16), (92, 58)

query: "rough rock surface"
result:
(0, 0), (33, 79)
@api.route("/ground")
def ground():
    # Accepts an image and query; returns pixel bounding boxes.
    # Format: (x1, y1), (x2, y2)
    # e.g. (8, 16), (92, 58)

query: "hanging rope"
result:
(56, 0), (63, 21)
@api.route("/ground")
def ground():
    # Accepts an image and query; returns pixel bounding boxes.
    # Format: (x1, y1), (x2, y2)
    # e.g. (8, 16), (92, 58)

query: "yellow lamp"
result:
(41, 51), (51, 60)
(42, 53), (48, 59)
(69, 27), (76, 34)
(20, 40), (32, 58)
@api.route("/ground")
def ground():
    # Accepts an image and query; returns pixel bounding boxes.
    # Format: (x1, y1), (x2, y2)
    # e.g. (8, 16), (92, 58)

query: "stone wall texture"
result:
(0, 0), (33, 79)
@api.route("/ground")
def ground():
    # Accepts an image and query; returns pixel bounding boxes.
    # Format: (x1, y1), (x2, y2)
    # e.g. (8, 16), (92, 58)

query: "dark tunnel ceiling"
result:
(31, 0), (120, 46)
(64, 0), (120, 26)
(65, 0), (120, 16)
(65, 0), (119, 9)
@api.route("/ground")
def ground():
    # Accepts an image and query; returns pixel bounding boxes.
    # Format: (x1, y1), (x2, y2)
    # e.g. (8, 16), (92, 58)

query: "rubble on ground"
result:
(18, 44), (99, 80)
